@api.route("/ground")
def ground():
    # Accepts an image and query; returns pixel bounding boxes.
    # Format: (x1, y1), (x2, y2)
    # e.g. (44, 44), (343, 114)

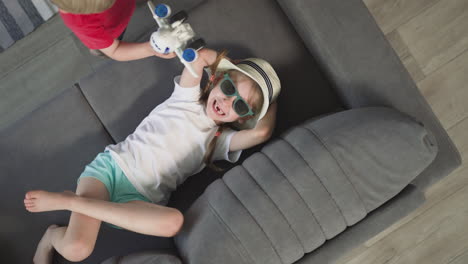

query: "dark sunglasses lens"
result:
(233, 100), (250, 116)
(220, 80), (236, 95)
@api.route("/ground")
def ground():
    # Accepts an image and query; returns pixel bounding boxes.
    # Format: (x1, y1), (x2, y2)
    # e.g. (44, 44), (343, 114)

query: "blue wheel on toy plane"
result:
(182, 48), (198, 63)
(155, 4), (171, 18)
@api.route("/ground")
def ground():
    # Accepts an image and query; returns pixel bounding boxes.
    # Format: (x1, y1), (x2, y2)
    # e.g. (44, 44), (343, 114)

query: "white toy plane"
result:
(147, 1), (205, 77)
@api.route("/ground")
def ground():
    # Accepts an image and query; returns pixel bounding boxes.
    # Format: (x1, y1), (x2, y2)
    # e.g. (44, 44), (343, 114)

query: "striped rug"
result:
(0, 0), (58, 52)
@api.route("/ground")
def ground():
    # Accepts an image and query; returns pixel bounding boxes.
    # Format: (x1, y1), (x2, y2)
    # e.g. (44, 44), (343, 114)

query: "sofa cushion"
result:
(101, 250), (182, 264)
(296, 184), (425, 264)
(297, 107), (437, 212)
(0, 86), (113, 264)
(175, 107), (437, 264)
(0, 85), (177, 264)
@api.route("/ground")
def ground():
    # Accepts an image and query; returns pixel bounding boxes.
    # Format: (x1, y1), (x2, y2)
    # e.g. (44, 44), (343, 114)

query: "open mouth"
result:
(213, 99), (225, 116)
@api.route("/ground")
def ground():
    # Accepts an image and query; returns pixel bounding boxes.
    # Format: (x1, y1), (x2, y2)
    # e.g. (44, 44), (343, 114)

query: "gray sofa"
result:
(0, 0), (461, 263)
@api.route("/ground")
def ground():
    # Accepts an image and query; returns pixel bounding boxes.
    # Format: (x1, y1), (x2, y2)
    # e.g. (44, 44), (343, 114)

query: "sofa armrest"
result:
(275, 0), (461, 189)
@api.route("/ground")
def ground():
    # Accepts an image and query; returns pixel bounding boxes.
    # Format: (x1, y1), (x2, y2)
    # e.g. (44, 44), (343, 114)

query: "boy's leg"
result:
(30, 177), (109, 263)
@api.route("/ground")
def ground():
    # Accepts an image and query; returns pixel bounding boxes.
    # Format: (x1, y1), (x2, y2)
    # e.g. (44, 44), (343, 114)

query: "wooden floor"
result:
(336, 0), (468, 263)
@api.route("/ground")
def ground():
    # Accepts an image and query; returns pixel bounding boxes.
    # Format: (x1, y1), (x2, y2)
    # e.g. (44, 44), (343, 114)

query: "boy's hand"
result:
(100, 40), (177, 61)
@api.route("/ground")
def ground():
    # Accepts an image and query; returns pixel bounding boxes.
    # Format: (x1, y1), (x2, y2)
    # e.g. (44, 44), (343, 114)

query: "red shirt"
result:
(60, 0), (136, 49)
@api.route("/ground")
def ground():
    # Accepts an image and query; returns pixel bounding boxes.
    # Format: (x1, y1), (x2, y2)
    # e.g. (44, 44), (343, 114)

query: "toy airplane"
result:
(147, 1), (205, 77)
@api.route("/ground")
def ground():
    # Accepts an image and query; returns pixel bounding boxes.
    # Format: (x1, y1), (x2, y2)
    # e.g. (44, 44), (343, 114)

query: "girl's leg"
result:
(71, 199), (184, 237)
(27, 177), (109, 263)
(26, 181), (184, 238)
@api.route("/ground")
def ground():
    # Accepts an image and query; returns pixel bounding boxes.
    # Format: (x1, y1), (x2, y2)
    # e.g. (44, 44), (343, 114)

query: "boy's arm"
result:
(179, 48), (218, 88)
(100, 40), (176, 61)
(229, 102), (278, 152)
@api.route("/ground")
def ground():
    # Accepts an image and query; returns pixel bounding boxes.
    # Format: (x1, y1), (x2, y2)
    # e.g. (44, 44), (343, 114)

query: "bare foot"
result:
(33, 224), (59, 264)
(24, 190), (75, 213)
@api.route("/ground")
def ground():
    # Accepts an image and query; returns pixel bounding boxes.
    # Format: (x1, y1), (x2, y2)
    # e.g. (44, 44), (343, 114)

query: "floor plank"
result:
(336, 106), (468, 264)
(417, 50), (468, 130)
(338, 170), (468, 264)
(385, 30), (426, 82)
(363, 0), (440, 34)
(398, 0), (468, 75)
(338, 1), (468, 264)
(335, 164), (468, 264)
(388, 210), (468, 264)
(448, 250), (468, 264)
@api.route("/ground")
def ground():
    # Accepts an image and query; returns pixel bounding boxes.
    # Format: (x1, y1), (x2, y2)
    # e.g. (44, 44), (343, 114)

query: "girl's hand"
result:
(229, 102), (278, 152)
(179, 48), (218, 88)
(252, 101), (277, 140)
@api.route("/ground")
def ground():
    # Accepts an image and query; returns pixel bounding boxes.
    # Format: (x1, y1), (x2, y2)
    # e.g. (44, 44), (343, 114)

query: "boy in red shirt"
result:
(53, 0), (175, 61)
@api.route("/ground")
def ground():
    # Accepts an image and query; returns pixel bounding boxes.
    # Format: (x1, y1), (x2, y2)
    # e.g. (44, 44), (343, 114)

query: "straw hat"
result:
(215, 58), (281, 129)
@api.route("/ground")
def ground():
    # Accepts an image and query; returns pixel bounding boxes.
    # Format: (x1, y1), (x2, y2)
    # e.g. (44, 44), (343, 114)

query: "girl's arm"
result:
(179, 49), (218, 88)
(229, 102), (278, 152)
(100, 39), (176, 61)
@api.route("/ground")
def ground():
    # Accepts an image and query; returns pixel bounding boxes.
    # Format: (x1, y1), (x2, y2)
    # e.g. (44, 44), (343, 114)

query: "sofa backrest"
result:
(175, 107), (437, 264)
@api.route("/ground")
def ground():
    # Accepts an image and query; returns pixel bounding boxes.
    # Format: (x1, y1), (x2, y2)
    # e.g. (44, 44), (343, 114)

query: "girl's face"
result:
(206, 71), (261, 125)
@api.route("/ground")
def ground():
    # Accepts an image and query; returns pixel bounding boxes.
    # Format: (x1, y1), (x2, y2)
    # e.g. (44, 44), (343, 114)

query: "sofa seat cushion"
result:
(175, 107), (437, 264)
(0, 87), (113, 263)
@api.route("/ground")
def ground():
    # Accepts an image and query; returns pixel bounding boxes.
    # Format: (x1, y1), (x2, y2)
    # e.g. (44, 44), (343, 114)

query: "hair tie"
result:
(215, 130), (222, 137)
(209, 74), (216, 82)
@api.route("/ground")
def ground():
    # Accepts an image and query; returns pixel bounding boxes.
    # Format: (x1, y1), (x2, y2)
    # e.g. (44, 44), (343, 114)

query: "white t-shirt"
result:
(106, 76), (241, 204)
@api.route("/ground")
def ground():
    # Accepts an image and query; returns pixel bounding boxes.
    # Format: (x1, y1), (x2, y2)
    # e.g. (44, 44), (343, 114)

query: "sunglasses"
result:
(218, 73), (255, 117)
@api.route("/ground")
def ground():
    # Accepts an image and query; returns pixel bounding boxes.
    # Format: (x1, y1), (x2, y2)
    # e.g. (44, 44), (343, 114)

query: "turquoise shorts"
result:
(78, 151), (151, 205)
(79, 151), (152, 229)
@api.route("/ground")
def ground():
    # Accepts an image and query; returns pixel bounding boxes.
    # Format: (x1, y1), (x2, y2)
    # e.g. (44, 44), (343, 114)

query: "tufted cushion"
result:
(175, 107), (437, 264)
(101, 251), (182, 264)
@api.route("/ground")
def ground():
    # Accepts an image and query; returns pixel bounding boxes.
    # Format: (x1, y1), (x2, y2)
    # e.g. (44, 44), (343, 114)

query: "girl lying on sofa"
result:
(24, 48), (281, 263)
